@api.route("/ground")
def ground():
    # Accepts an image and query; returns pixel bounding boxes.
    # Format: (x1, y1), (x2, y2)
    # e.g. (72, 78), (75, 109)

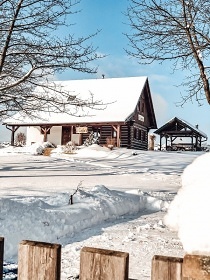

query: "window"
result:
(112, 129), (117, 138)
(142, 130), (147, 142)
(138, 130), (142, 141)
(134, 128), (137, 139)
(92, 127), (101, 138)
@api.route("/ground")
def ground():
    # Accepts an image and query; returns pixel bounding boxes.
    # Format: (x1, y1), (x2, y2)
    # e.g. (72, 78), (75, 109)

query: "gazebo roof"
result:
(154, 117), (207, 139)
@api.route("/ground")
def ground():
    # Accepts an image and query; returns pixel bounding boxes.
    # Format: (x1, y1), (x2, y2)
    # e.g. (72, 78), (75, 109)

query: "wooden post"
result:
(112, 125), (121, 148)
(183, 254), (210, 279)
(0, 237), (4, 280)
(71, 125), (73, 140)
(149, 134), (156, 150)
(5, 125), (19, 146)
(116, 125), (121, 148)
(80, 247), (129, 280)
(160, 135), (162, 151)
(151, 255), (183, 280)
(41, 126), (51, 142)
(165, 135), (168, 150)
(18, 240), (61, 280)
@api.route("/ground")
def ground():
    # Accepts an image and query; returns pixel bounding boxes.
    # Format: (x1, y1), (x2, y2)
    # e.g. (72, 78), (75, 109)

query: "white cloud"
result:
(149, 74), (169, 83)
(152, 93), (168, 125)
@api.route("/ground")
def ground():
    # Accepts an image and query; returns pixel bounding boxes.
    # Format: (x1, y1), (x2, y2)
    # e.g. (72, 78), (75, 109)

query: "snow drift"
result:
(0, 185), (168, 261)
(165, 152), (210, 254)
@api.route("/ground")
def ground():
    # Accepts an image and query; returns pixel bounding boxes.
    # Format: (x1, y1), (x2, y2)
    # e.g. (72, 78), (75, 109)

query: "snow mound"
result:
(0, 186), (166, 261)
(0, 142), (55, 155)
(165, 152), (210, 254)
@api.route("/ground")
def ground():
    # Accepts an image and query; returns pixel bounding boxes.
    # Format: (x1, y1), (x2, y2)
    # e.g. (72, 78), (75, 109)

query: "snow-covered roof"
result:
(178, 117), (208, 138)
(3, 76), (149, 125)
(154, 117), (208, 139)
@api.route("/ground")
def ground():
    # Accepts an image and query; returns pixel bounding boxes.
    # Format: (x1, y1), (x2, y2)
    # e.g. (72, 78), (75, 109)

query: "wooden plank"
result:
(183, 254), (210, 279)
(80, 247), (129, 280)
(151, 255), (183, 280)
(18, 240), (61, 280)
(0, 237), (4, 280)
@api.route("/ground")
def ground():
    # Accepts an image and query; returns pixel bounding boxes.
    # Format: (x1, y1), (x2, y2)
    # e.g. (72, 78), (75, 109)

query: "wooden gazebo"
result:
(154, 117), (208, 151)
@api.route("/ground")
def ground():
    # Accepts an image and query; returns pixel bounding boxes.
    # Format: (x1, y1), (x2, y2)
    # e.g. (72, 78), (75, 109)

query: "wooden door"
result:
(62, 126), (71, 145)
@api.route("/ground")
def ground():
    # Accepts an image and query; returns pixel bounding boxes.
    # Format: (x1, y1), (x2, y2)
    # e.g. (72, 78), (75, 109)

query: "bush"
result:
(106, 137), (116, 149)
(63, 141), (76, 154)
(15, 132), (26, 146)
(84, 131), (99, 146)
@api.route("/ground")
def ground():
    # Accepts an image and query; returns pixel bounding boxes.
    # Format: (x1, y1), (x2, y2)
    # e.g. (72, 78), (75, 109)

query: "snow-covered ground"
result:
(0, 143), (206, 279)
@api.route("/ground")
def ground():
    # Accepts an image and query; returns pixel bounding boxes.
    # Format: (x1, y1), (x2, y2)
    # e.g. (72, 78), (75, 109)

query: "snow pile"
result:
(0, 185), (167, 261)
(0, 142), (10, 148)
(165, 152), (210, 254)
(53, 144), (112, 158)
(0, 142), (112, 158)
(0, 141), (54, 155)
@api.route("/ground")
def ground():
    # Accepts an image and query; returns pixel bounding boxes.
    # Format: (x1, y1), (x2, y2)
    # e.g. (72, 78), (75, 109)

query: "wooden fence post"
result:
(0, 237), (4, 280)
(18, 240), (61, 280)
(80, 247), (129, 280)
(151, 255), (183, 280)
(183, 254), (210, 279)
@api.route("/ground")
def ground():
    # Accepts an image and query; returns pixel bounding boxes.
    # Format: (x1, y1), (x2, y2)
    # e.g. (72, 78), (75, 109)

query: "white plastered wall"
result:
(26, 126), (62, 146)
(47, 126), (62, 146)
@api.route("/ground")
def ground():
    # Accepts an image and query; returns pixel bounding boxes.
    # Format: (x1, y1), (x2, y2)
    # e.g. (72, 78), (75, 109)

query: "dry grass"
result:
(106, 137), (116, 146)
(43, 148), (55, 156)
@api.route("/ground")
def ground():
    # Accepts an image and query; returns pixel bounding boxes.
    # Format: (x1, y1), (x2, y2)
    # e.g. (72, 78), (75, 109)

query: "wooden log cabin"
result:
(3, 76), (157, 150)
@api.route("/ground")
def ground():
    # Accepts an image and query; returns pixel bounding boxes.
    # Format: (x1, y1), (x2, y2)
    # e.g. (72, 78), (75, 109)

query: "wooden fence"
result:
(1, 237), (210, 279)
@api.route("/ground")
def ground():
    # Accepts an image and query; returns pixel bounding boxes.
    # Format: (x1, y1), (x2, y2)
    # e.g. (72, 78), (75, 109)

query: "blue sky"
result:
(60, 0), (210, 143)
(1, 0), (210, 143)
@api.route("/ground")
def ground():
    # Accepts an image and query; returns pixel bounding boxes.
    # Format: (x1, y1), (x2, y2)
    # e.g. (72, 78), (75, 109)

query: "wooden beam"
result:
(160, 135), (162, 151)
(41, 126), (52, 142)
(165, 135), (168, 150)
(116, 125), (121, 147)
(151, 255), (183, 280)
(18, 240), (61, 280)
(112, 125), (121, 147)
(71, 125), (74, 139)
(3, 121), (125, 127)
(80, 247), (129, 280)
(183, 254), (210, 279)
(6, 125), (20, 146)
(0, 237), (4, 280)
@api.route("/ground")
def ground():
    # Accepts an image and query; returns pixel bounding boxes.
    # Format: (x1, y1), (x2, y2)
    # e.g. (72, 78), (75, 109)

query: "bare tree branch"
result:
(0, 0), (104, 119)
(69, 181), (83, 205)
(125, 0), (210, 105)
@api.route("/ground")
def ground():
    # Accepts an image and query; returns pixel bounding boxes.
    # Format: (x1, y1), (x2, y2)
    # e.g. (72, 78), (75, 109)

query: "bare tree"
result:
(69, 181), (83, 205)
(126, 0), (210, 105)
(15, 131), (26, 146)
(0, 0), (104, 119)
